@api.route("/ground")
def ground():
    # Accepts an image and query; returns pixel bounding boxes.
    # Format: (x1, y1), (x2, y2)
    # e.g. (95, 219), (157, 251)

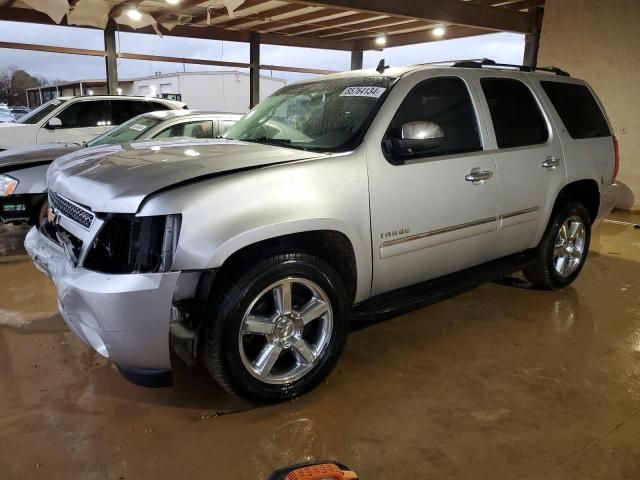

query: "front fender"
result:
(209, 218), (371, 301)
(138, 152), (372, 302)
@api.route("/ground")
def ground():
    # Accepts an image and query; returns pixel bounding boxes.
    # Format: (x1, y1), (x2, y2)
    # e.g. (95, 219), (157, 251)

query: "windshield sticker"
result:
(129, 123), (147, 132)
(340, 86), (386, 98)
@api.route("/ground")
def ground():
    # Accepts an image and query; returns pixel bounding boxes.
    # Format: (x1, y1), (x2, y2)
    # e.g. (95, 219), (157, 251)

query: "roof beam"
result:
(190, 0), (274, 24)
(216, 4), (311, 29)
(318, 17), (421, 38)
(326, 22), (435, 41)
(354, 25), (490, 50)
(275, 11), (376, 35)
(284, 0), (531, 33)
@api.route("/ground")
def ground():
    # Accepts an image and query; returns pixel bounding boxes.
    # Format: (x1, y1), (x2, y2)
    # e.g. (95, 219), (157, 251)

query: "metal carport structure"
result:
(0, 0), (544, 107)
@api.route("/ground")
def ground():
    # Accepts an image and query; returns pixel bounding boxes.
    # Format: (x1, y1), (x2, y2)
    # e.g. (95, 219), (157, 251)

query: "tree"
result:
(0, 65), (17, 105)
(0, 66), (46, 106)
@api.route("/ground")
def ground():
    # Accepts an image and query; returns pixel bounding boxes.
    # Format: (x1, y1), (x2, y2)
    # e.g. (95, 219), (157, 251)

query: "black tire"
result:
(523, 202), (591, 290)
(202, 251), (350, 404)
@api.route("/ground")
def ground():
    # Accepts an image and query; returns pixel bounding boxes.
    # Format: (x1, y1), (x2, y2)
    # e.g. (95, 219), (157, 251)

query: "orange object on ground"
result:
(284, 463), (358, 480)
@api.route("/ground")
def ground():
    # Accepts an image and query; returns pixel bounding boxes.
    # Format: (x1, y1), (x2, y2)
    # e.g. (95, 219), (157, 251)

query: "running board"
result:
(352, 250), (536, 322)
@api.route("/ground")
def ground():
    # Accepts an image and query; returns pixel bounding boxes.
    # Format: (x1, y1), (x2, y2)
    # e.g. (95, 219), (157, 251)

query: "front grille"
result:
(49, 191), (95, 229)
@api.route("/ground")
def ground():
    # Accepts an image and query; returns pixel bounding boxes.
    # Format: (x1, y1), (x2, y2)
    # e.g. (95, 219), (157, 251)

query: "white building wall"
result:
(131, 72), (286, 113)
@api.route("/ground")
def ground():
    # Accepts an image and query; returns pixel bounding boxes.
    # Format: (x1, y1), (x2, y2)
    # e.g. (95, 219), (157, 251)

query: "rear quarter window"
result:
(540, 81), (611, 139)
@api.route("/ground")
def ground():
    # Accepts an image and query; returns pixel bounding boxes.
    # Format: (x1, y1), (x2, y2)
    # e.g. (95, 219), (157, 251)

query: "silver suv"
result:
(25, 60), (619, 403)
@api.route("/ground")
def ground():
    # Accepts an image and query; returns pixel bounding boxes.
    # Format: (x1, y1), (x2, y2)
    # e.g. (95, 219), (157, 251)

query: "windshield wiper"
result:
(244, 136), (292, 145)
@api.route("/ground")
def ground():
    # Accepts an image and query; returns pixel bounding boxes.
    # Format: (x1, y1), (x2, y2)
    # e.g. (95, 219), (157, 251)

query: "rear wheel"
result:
(523, 202), (591, 289)
(202, 251), (350, 403)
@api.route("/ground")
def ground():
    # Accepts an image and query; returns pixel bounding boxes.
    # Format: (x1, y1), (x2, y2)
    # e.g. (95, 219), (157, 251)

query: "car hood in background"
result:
(48, 139), (328, 213)
(0, 143), (83, 170)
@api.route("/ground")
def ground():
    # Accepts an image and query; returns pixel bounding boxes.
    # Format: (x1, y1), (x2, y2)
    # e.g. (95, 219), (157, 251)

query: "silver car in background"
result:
(25, 62), (619, 403)
(0, 110), (240, 225)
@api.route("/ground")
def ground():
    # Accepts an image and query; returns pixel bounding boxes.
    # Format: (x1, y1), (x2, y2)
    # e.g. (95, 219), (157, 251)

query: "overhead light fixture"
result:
(126, 8), (142, 21)
(166, 0), (180, 4)
(88, 89), (94, 95)
(432, 26), (446, 37)
(375, 35), (386, 46)
(116, 87), (123, 95)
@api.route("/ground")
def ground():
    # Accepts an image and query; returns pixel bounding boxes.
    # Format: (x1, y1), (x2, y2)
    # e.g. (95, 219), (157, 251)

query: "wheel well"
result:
(211, 230), (358, 304)
(553, 180), (600, 223)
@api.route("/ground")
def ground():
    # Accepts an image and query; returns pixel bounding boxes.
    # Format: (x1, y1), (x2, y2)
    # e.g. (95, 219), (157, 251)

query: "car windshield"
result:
(0, 111), (13, 119)
(223, 76), (396, 152)
(86, 114), (165, 147)
(18, 98), (68, 124)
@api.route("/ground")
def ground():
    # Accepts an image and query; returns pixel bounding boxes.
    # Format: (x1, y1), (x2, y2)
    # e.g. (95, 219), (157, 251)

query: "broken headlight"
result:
(83, 214), (181, 274)
(0, 174), (18, 197)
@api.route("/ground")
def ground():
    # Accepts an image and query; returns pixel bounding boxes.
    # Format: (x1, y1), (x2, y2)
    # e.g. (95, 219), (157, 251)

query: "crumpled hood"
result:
(48, 139), (326, 213)
(0, 143), (82, 171)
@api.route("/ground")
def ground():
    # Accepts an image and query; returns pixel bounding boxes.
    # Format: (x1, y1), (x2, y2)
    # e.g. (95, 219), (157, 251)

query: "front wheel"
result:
(202, 252), (350, 403)
(523, 202), (591, 290)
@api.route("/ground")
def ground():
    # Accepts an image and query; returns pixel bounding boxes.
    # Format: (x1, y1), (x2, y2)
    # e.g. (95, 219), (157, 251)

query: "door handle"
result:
(541, 156), (562, 169)
(465, 169), (493, 184)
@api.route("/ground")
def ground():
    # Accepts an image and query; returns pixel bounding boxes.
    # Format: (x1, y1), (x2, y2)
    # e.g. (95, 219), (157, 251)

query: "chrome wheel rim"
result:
(238, 277), (333, 385)
(553, 215), (586, 277)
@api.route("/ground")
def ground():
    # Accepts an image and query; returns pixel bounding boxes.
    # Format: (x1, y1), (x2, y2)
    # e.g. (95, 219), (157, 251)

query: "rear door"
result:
(470, 72), (566, 254)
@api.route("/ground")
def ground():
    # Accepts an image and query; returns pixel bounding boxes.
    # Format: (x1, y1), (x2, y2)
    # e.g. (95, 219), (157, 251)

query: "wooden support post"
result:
(104, 20), (118, 95)
(249, 32), (260, 109)
(351, 50), (363, 70)
(523, 4), (544, 68)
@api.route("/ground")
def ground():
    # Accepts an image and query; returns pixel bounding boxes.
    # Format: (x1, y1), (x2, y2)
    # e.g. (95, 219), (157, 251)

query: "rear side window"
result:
(540, 81), (611, 139)
(481, 78), (548, 149)
(154, 120), (215, 139)
(109, 100), (167, 125)
(385, 76), (482, 160)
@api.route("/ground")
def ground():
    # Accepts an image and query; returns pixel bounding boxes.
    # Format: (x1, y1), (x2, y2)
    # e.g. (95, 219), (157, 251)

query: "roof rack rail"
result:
(451, 58), (570, 76)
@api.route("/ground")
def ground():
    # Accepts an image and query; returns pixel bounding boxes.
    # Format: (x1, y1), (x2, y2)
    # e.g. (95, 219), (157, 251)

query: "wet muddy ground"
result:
(1, 214), (640, 480)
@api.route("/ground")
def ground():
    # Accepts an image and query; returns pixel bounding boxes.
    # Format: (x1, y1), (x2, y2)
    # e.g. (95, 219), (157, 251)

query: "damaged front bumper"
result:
(25, 226), (182, 386)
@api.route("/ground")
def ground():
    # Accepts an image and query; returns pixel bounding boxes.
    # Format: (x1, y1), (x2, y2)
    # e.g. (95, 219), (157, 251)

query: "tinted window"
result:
(148, 101), (172, 112)
(481, 78), (548, 149)
(385, 77), (482, 159)
(540, 81), (610, 139)
(154, 120), (215, 139)
(109, 100), (167, 125)
(56, 100), (109, 128)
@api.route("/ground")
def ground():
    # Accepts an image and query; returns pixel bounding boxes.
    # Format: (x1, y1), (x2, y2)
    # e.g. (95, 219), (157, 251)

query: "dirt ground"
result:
(1, 213), (639, 480)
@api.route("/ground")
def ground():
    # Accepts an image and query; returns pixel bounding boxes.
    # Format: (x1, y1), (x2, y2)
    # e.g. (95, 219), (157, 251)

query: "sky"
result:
(0, 20), (525, 84)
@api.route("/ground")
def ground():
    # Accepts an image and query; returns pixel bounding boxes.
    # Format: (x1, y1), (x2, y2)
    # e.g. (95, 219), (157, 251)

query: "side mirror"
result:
(46, 117), (63, 129)
(389, 121), (445, 156)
